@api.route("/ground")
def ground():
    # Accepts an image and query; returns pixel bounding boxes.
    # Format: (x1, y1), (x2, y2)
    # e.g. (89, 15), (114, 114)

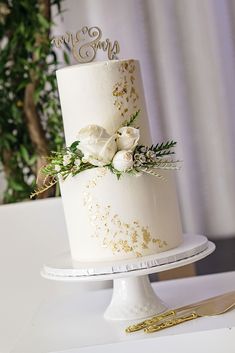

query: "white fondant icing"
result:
(56, 59), (183, 261)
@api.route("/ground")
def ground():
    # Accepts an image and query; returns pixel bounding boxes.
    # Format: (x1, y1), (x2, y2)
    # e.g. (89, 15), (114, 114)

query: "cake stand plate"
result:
(41, 235), (215, 320)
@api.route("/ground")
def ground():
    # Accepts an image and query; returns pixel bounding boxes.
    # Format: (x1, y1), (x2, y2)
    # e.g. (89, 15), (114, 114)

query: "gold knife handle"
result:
(125, 310), (176, 333)
(144, 312), (198, 333)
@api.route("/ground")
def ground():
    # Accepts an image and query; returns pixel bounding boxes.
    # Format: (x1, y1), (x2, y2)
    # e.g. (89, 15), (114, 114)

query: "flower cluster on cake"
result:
(32, 110), (179, 189)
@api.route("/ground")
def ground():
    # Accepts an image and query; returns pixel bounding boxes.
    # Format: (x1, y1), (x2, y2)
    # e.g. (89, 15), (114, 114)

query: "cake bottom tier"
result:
(60, 168), (183, 262)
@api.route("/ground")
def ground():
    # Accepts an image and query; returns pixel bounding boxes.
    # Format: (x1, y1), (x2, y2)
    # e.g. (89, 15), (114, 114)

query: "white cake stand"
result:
(41, 234), (215, 320)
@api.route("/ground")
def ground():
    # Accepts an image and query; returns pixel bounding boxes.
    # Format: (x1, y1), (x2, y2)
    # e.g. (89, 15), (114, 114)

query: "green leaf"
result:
(20, 145), (30, 164)
(63, 51), (70, 65)
(37, 13), (50, 29)
(5, 133), (16, 143)
(10, 180), (25, 191)
(122, 110), (140, 127)
(28, 155), (37, 166)
(70, 140), (79, 152)
(33, 89), (41, 103)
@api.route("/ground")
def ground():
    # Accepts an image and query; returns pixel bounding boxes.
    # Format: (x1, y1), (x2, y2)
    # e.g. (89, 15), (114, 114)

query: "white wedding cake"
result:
(56, 59), (183, 262)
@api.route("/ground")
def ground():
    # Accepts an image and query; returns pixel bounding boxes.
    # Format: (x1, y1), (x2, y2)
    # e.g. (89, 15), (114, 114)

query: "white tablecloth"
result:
(0, 199), (234, 353)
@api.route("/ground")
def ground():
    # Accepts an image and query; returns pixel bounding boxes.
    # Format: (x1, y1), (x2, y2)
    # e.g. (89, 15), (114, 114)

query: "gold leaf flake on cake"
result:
(135, 252), (142, 258)
(142, 227), (151, 244)
(112, 60), (139, 119)
(82, 169), (168, 257)
(131, 232), (138, 244)
(152, 238), (168, 248)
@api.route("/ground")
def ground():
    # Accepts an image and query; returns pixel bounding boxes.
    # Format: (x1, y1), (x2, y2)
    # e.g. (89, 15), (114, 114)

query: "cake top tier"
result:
(56, 59), (151, 145)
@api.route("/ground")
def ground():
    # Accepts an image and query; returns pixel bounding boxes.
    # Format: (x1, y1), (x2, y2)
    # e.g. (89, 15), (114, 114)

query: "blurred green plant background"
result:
(0, 0), (66, 203)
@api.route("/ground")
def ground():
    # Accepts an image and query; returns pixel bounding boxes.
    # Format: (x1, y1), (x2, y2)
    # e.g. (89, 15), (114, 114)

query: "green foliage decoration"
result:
(0, 0), (65, 203)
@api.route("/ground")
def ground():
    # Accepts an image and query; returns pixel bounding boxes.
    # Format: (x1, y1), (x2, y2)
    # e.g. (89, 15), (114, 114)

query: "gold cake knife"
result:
(145, 293), (235, 333)
(126, 290), (235, 333)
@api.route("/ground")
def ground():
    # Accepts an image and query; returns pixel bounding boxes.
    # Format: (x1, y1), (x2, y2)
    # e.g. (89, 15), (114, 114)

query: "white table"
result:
(0, 199), (235, 353)
(11, 272), (235, 353)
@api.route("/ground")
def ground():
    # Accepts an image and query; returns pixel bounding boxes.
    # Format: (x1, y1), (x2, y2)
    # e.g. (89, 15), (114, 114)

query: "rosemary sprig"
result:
(153, 140), (177, 151)
(136, 140), (177, 159)
(121, 109), (140, 127)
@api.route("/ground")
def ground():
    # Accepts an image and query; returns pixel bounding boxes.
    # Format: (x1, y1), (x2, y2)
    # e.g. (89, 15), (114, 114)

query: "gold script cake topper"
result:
(51, 26), (120, 63)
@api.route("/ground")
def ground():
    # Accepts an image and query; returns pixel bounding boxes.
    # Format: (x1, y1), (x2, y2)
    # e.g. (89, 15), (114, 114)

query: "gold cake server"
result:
(126, 290), (235, 333)
(145, 293), (235, 333)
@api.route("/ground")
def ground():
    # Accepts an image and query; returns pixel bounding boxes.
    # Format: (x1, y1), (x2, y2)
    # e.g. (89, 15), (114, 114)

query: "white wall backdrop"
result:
(52, 0), (235, 239)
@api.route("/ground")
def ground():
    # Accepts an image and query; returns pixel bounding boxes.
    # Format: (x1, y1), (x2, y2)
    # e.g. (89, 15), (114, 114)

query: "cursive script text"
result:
(51, 26), (120, 63)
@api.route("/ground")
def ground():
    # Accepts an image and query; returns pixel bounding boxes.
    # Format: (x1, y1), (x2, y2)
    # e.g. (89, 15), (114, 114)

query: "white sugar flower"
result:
(54, 165), (61, 172)
(112, 150), (134, 172)
(133, 152), (147, 166)
(146, 150), (156, 160)
(134, 153), (141, 160)
(77, 125), (117, 167)
(138, 154), (146, 163)
(133, 160), (141, 168)
(63, 153), (72, 166)
(82, 157), (88, 163)
(74, 158), (81, 167)
(116, 126), (140, 151)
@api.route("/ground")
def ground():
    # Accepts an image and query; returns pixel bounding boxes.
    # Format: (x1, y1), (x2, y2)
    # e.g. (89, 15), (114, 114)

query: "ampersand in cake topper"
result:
(51, 26), (120, 63)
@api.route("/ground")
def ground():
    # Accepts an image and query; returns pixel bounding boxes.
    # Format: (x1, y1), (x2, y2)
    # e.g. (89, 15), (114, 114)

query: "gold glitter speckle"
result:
(81, 74), (169, 257)
(83, 171), (168, 257)
(112, 60), (140, 119)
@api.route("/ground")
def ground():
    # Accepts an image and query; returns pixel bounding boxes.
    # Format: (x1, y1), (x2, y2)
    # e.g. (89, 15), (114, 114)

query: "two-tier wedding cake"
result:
(56, 59), (183, 262)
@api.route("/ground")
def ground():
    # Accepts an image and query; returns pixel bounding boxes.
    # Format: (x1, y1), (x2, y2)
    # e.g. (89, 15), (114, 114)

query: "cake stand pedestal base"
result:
(105, 275), (167, 320)
(41, 235), (215, 320)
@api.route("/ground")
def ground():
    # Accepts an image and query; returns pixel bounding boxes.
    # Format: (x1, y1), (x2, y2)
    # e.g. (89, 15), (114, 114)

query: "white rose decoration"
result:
(116, 126), (140, 151)
(74, 158), (81, 167)
(112, 150), (134, 172)
(77, 125), (117, 166)
(63, 153), (72, 166)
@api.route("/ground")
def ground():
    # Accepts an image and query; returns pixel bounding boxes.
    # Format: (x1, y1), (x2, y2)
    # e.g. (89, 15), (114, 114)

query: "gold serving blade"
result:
(145, 296), (235, 333)
(125, 290), (235, 333)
